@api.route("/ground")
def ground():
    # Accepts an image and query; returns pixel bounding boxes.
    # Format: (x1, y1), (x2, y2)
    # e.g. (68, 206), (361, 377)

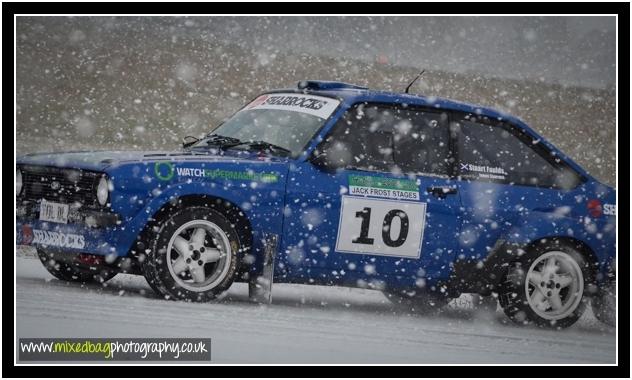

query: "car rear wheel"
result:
(37, 249), (117, 283)
(141, 206), (241, 302)
(499, 242), (593, 329)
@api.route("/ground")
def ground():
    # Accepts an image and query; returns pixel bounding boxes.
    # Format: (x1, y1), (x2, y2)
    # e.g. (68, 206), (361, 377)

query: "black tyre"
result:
(37, 249), (117, 284)
(499, 241), (594, 329)
(141, 206), (242, 302)
(591, 276), (615, 327)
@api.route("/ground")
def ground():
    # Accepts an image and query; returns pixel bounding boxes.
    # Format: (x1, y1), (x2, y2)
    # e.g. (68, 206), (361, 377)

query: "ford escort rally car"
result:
(16, 80), (616, 328)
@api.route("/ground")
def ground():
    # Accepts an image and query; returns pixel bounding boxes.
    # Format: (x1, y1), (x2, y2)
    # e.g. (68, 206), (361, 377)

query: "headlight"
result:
(96, 176), (109, 206)
(16, 168), (23, 196)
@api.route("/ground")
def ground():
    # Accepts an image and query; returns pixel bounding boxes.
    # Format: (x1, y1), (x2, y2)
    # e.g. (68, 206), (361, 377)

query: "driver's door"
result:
(280, 103), (462, 288)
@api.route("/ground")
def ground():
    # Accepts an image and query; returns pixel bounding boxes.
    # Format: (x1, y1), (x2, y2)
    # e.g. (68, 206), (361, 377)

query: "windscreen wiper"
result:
(185, 134), (242, 151)
(205, 134), (242, 147)
(233, 140), (292, 156)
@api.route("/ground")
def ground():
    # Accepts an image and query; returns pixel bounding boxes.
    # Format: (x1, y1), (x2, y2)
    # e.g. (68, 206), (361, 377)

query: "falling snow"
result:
(15, 16), (616, 364)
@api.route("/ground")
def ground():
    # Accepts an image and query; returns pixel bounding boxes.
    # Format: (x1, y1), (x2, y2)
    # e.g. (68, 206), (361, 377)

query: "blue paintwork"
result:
(16, 81), (616, 291)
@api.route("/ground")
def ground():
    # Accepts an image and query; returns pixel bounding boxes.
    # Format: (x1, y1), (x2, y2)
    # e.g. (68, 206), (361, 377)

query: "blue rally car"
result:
(16, 80), (616, 328)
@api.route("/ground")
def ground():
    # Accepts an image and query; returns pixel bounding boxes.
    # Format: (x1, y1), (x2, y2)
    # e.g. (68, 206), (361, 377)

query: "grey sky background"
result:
(188, 16), (616, 89)
(19, 16), (614, 88)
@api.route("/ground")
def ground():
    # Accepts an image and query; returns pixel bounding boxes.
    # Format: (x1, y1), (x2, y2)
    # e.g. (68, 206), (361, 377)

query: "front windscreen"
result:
(209, 93), (341, 156)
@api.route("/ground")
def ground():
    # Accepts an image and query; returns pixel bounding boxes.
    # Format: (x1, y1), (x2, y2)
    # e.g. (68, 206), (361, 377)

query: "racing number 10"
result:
(352, 207), (409, 247)
(336, 196), (426, 259)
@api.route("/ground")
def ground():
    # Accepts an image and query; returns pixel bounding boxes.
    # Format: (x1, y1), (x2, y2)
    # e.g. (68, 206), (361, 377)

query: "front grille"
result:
(19, 165), (101, 208)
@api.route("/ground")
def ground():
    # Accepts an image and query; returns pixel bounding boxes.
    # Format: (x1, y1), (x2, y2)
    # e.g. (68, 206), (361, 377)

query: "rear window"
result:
(454, 115), (582, 189)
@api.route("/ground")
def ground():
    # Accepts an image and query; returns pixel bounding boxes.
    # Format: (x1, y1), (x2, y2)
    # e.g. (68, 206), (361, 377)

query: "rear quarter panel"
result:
(500, 179), (616, 275)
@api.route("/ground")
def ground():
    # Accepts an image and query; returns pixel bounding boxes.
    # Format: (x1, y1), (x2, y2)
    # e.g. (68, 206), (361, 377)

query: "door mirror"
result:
(309, 150), (341, 172)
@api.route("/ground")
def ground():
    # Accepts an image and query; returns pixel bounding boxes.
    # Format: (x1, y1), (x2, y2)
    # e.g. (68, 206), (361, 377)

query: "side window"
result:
(316, 103), (451, 176)
(454, 115), (580, 189)
(392, 109), (450, 176)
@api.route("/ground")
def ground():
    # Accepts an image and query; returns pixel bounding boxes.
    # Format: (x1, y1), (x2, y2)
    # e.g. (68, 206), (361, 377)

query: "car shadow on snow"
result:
(20, 269), (500, 324)
(17, 271), (166, 300)
(17, 265), (615, 335)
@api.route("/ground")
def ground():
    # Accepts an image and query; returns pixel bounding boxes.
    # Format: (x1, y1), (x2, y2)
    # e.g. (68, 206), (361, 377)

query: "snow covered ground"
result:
(15, 248), (615, 364)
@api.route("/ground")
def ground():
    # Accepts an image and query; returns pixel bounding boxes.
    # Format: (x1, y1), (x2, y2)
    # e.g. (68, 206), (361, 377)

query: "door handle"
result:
(426, 186), (458, 199)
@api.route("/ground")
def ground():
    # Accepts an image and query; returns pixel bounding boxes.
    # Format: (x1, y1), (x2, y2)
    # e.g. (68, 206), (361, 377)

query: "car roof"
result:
(267, 80), (525, 126)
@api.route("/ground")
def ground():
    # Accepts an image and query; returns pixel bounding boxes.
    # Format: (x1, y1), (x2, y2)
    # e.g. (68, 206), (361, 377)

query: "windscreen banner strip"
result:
(243, 93), (340, 119)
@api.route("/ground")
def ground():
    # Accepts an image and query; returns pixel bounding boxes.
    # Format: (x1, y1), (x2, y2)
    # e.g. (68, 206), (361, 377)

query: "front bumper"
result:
(16, 217), (129, 256)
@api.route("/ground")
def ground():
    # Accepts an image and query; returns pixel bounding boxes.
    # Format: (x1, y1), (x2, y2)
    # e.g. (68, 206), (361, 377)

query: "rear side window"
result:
(317, 103), (451, 176)
(454, 115), (581, 189)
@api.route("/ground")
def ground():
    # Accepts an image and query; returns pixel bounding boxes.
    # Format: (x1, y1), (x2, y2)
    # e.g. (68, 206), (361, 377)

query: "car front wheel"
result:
(499, 242), (593, 329)
(142, 206), (241, 302)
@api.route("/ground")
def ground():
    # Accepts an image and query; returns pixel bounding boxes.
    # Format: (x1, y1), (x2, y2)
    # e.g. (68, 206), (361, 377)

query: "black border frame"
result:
(4, 2), (629, 378)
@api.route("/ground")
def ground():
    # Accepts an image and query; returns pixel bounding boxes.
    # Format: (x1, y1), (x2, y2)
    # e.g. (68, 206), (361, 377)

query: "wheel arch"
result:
(152, 194), (252, 244)
(522, 235), (600, 270)
(447, 234), (600, 297)
(129, 194), (254, 269)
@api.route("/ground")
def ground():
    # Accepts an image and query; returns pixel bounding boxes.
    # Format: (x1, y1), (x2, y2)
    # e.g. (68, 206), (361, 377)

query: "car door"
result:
(451, 113), (584, 263)
(281, 103), (462, 289)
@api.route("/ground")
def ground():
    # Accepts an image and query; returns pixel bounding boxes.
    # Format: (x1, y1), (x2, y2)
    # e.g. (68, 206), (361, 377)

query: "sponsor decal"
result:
(460, 163), (507, 180)
(243, 93), (340, 119)
(175, 167), (279, 183)
(154, 162), (175, 181)
(175, 167), (206, 178)
(336, 196), (426, 258)
(603, 203), (616, 216)
(32, 229), (86, 249)
(348, 175), (419, 200)
(587, 199), (603, 218)
(246, 94), (269, 109)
